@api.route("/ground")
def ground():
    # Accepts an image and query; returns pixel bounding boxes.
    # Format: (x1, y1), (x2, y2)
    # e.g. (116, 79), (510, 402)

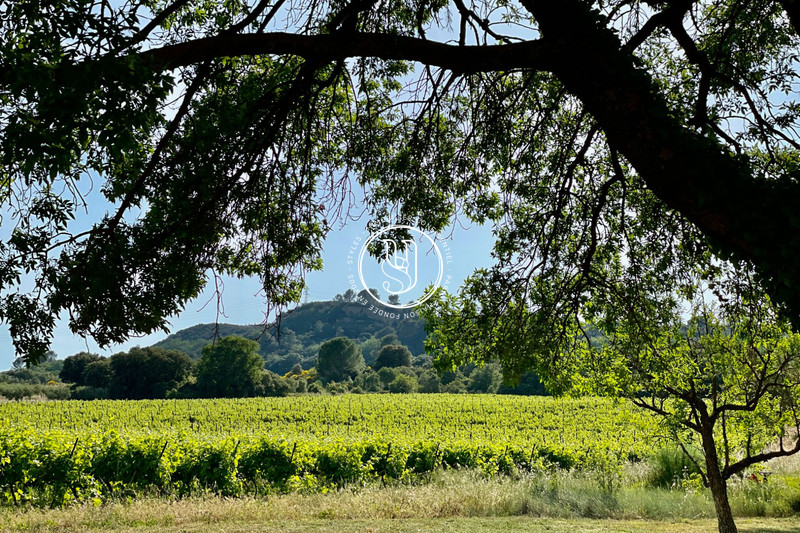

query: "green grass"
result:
(3, 469), (800, 531)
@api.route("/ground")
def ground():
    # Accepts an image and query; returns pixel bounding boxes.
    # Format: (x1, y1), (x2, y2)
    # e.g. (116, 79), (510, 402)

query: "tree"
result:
(360, 336), (382, 366)
(388, 373), (418, 393)
(5, 3), (798, 390)
(374, 344), (413, 369)
(357, 288), (380, 304)
(387, 295), (400, 306)
(5, 3), (800, 527)
(379, 334), (400, 347)
(261, 370), (291, 397)
(467, 363), (502, 393)
(315, 337), (364, 383)
(417, 369), (442, 393)
(109, 346), (193, 399)
(424, 270), (800, 533)
(82, 358), (113, 389)
(59, 352), (101, 386)
(196, 336), (264, 397)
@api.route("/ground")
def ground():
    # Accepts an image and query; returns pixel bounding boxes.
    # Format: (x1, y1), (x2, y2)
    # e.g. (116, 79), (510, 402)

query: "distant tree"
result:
(290, 375), (308, 393)
(375, 326), (396, 338)
(379, 334), (400, 347)
(353, 370), (383, 392)
(357, 288), (380, 303)
(343, 289), (356, 302)
(360, 337), (382, 366)
(374, 345), (413, 370)
(59, 352), (101, 386)
(82, 358), (113, 388)
(196, 336), (264, 398)
(387, 294), (400, 306)
(109, 347), (193, 399)
(377, 366), (400, 386)
(418, 370), (442, 393)
(498, 372), (548, 396)
(261, 370), (291, 397)
(266, 352), (302, 376)
(442, 377), (468, 394)
(468, 364), (503, 393)
(316, 337), (363, 383)
(389, 374), (418, 393)
(13, 350), (56, 369)
(334, 293), (344, 302)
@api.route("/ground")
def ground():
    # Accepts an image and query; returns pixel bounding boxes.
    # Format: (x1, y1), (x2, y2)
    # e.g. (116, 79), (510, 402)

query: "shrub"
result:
(647, 446), (700, 488)
(388, 374), (418, 393)
(70, 386), (110, 400)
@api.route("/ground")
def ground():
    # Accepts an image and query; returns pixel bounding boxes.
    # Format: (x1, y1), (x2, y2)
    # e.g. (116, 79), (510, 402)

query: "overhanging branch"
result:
(138, 32), (555, 74)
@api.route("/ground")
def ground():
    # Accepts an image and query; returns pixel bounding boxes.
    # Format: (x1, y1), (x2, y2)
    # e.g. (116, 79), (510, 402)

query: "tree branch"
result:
(138, 32), (555, 74)
(521, 0), (800, 324)
(723, 436), (800, 478)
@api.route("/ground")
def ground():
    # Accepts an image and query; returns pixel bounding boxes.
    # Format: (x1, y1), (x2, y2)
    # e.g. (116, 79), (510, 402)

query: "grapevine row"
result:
(0, 428), (636, 507)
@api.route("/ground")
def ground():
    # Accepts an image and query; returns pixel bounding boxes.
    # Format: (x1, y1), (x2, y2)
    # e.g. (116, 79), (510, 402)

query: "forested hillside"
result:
(154, 300), (426, 374)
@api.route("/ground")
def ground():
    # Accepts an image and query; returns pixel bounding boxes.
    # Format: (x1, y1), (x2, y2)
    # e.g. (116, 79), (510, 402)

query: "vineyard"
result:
(0, 395), (660, 506)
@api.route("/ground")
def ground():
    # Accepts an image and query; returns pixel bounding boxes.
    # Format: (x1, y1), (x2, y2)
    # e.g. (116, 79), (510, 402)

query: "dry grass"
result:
(3, 501), (800, 533)
(2, 470), (800, 532)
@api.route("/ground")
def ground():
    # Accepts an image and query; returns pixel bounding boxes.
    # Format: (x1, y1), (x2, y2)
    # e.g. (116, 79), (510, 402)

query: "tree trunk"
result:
(701, 425), (738, 533)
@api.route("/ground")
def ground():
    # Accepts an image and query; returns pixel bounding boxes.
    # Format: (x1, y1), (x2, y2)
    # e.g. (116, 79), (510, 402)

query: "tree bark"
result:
(700, 422), (738, 533)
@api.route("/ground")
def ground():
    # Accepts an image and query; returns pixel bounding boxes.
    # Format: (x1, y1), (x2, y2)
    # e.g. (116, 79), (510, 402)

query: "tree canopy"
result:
(374, 344), (412, 369)
(108, 346), (193, 399)
(316, 336), (364, 383)
(195, 335), (264, 397)
(5, 0), (800, 365)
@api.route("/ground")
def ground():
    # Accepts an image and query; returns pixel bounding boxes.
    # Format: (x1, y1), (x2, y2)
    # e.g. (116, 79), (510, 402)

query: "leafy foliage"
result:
(59, 352), (100, 386)
(196, 336), (264, 398)
(108, 346), (193, 399)
(374, 344), (413, 369)
(316, 337), (364, 384)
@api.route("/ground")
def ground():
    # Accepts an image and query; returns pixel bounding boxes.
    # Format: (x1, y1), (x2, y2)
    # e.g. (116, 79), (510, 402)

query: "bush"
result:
(467, 363), (502, 393)
(0, 383), (71, 400)
(261, 371), (291, 397)
(0, 383), (36, 400)
(418, 370), (442, 393)
(377, 367), (399, 386)
(41, 385), (71, 400)
(443, 378), (467, 394)
(388, 374), (418, 393)
(70, 386), (110, 400)
(647, 446), (700, 488)
(353, 370), (382, 392)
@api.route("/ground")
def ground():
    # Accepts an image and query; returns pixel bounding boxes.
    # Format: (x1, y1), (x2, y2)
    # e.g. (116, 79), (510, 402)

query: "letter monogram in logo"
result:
(380, 237), (417, 296)
(357, 225), (444, 310)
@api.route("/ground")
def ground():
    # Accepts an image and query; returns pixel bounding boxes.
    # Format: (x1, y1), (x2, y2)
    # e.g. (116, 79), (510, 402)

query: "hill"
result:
(153, 300), (426, 374)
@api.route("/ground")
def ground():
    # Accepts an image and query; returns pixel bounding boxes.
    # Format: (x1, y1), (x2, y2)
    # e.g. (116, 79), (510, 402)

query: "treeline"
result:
(1, 334), (546, 400)
(153, 295), (427, 375)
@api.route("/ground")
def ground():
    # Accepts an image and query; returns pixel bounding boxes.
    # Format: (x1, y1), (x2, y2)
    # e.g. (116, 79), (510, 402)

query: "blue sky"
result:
(0, 205), (496, 370)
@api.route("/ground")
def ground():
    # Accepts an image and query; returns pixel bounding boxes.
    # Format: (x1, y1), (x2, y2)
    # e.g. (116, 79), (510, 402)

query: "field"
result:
(0, 394), (660, 506)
